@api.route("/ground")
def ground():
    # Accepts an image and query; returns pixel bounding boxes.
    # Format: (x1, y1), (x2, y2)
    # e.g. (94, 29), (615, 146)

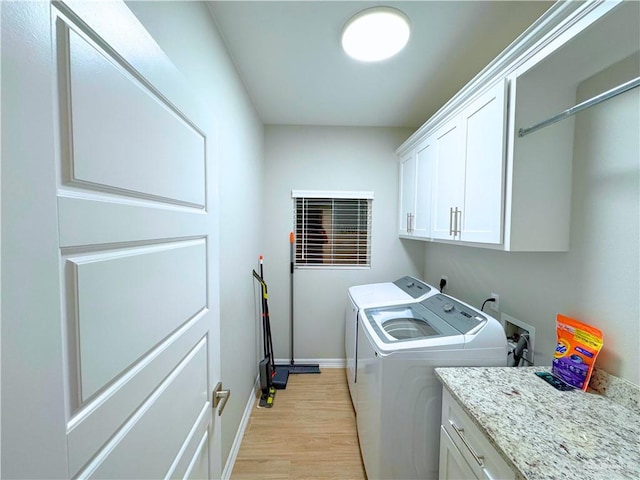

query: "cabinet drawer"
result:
(441, 389), (515, 480)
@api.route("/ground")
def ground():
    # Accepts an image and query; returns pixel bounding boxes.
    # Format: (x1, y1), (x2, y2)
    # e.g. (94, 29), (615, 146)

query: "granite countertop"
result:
(435, 366), (640, 480)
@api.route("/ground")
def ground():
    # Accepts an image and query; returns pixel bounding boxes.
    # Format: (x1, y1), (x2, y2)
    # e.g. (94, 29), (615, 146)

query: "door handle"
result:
(212, 382), (230, 416)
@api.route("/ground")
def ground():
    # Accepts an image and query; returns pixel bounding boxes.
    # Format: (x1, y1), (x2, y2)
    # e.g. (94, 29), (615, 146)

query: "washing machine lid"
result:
(348, 276), (432, 309)
(363, 294), (487, 345)
(348, 283), (412, 309)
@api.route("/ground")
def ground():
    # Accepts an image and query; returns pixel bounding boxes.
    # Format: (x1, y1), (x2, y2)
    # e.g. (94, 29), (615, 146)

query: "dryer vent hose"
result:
(510, 335), (529, 367)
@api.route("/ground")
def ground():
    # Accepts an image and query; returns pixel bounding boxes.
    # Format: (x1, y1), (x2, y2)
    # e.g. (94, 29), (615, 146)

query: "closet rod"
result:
(518, 76), (640, 138)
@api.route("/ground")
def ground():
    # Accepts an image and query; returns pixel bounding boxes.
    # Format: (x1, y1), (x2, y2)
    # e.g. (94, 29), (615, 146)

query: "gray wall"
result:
(126, 1), (265, 467)
(262, 126), (425, 361)
(422, 54), (640, 384)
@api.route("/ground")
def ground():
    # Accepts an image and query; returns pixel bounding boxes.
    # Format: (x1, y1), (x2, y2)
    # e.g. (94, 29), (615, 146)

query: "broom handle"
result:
(259, 255), (264, 280)
(290, 232), (295, 366)
(259, 256), (275, 370)
(259, 256), (266, 359)
(252, 268), (268, 359)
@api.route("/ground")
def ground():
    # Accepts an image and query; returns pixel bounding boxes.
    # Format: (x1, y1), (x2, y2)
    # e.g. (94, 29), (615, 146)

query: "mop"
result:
(252, 269), (276, 407)
(254, 258), (289, 390)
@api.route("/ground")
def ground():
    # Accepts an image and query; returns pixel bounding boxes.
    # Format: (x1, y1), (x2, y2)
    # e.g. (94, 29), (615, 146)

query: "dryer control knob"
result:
(443, 303), (454, 312)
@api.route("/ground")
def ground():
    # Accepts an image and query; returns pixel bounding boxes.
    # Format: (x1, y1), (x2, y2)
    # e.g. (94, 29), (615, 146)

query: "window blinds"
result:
(293, 194), (372, 267)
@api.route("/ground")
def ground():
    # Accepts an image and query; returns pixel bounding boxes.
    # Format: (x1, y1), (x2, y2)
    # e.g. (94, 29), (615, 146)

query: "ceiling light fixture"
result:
(341, 6), (410, 62)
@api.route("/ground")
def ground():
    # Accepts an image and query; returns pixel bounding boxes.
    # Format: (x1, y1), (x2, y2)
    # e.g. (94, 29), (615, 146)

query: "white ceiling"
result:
(208, 1), (554, 128)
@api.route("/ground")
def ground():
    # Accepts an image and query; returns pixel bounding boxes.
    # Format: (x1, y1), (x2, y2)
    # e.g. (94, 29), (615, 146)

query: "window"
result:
(292, 190), (373, 268)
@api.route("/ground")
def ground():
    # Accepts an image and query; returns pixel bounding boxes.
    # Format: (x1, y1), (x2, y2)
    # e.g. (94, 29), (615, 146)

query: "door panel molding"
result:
(66, 313), (209, 476)
(55, 16), (206, 208)
(166, 405), (211, 479)
(64, 239), (207, 402)
(184, 431), (210, 480)
(75, 338), (209, 479)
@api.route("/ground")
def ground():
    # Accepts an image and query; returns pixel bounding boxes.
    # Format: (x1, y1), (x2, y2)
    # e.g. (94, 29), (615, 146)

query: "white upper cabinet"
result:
(398, 136), (434, 238)
(459, 80), (507, 244)
(414, 137), (435, 238)
(431, 117), (464, 240)
(431, 80), (506, 244)
(397, 0), (639, 251)
(398, 150), (416, 236)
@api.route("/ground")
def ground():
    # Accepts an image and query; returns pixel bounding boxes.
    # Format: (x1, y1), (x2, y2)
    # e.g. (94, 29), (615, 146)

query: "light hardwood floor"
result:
(230, 368), (367, 480)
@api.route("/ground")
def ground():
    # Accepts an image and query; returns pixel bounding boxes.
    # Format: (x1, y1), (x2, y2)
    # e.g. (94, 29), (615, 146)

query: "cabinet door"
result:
(431, 118), (465, 240)
(442, 389), (516, 480)
(413, 137), (434, 238)
(439, 426), (478, 480)
(459, 80), (507, 244)
(398, 150), (416, 235)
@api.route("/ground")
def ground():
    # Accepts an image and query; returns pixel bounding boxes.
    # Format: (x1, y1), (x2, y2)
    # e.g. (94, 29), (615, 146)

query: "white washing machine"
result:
(345, 276), (435, 409)
(356, 293), (507, 480)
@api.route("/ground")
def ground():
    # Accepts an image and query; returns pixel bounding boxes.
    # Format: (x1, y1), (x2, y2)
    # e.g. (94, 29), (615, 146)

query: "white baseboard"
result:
(220, 374), (259, 480)
(273, 358), (346, 368)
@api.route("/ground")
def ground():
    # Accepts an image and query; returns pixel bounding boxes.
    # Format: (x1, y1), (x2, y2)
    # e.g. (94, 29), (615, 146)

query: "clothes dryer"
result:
(356, 294), (507, 480)
(345, 276), (435, 408)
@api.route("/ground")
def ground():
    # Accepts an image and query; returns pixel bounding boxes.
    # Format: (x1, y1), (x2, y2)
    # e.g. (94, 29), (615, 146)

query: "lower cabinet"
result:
(439, 426), (477, 480)
(439, 388), (515, 480)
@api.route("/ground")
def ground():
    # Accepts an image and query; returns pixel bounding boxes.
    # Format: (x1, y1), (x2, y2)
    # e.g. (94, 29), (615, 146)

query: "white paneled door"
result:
(1, 1), (222, 478)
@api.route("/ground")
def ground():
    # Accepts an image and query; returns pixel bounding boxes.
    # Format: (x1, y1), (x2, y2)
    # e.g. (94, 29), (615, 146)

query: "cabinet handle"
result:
(454, 208), (462, 237)
(449, 207), (454, 236)
(449, 420), (484, 467)
(407, 213), (414, 233)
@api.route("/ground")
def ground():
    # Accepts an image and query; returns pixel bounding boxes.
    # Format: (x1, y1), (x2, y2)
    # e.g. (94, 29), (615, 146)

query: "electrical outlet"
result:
(490, 292), (499, 311)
